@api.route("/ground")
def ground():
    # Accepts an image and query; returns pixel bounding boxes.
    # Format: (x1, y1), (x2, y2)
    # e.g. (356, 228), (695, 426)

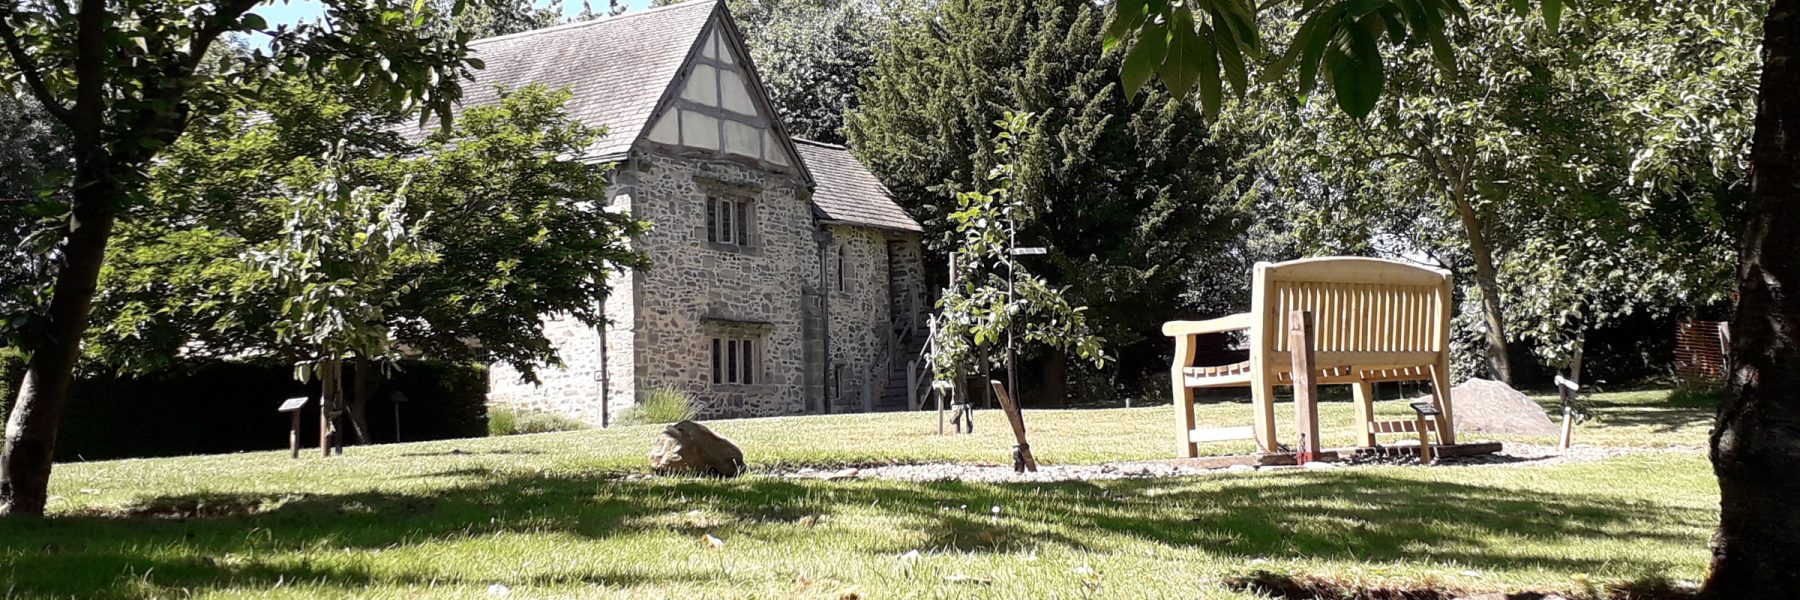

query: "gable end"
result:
(635, 4), (813, 186)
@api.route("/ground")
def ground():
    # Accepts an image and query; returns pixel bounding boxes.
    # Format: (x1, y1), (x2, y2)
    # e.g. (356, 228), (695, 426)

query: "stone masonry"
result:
(479, 1), (924, 424)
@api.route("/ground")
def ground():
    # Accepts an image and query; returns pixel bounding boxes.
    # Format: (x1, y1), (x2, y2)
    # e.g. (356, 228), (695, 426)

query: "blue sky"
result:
(252, 0), (656, 29)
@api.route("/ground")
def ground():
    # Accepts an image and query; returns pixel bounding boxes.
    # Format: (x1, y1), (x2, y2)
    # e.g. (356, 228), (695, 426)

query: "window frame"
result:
(706, 195), (755, 248)
(710, 335), (760, 386)
(836, 243), (848, 292)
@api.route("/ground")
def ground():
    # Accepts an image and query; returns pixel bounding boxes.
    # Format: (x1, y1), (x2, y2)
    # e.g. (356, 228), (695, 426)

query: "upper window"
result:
(836, 243), (849, 292)
(707, 196), (752, 247)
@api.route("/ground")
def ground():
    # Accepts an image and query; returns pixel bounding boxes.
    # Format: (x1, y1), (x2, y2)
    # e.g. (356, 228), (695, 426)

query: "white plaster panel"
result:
(681, 110), (720, 150)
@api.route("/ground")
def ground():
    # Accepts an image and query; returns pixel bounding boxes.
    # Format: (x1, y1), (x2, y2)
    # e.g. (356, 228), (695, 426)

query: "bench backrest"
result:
(1250, 258), (1452, 368)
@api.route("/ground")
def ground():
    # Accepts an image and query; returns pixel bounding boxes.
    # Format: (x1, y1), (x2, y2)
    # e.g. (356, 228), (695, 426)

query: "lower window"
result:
(711, 337), (757, 385)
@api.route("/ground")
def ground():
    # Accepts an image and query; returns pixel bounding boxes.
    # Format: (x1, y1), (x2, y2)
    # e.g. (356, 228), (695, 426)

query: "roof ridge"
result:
(791, 137), (849, 150)
(470, 0), (717, 46)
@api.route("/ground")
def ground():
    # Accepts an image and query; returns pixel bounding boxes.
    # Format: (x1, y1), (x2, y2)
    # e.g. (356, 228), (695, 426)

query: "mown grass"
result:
(0, 389), (1718, 599)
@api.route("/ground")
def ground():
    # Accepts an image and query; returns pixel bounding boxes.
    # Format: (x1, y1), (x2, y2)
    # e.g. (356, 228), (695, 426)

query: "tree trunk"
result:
(0, 182), (117, 517)
(1041, 347), (1067, 408)
(1449, 191), (1514, 385)
(1704, 1), (1800, 596)
(1568, 331), (1585, 387)
(348, 355), (372, 445)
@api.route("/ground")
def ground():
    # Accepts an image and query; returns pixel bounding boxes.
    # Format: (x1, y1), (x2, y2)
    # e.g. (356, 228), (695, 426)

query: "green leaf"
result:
(1159, 8), (1204, 98)
(1423, 8), (1456, 73)
(1105, 0), (1150, 52)
(1542, 0), (1563, 33)
(1211, 24), (1249, 96)
(240, 13), (267, 31)
(1193, 26), (1223, 119)
(1325, 16), (1385, 118)
(1120, 20), (1168, 97)
(1294, 5), (1344, 99)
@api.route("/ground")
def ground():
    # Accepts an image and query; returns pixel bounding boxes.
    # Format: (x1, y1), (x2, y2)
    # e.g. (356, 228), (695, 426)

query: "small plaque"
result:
(1010, 247), (1047, 256)
(278, 396), (310, 413)
(1409, 401), (1441, 417)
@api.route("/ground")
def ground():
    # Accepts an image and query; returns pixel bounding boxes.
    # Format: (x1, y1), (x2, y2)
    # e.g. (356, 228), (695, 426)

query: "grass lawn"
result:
(0, 389), (1717, 598)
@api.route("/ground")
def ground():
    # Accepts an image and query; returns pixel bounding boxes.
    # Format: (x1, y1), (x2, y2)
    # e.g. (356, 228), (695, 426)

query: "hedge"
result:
(0, 348), (20, 427)
(0, 354), (487, 461)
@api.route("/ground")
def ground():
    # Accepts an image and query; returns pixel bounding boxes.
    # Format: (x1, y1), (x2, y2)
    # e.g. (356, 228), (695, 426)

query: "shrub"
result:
(616, 386), (700, 426)
(0, 348), (21, 424)
(38, 358), (488, 460)
(488, 406), (590, 436)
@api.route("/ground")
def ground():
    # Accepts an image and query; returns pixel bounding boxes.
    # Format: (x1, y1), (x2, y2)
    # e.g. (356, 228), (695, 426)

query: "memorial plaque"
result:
(1409, 401), (1441, 417)
(278, 396), (309, 413)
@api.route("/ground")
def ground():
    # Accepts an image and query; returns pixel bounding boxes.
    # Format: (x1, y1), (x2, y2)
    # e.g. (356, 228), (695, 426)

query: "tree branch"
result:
(180, 0), (264, 75)
(72, 0), (104, 137)
(0, 14), (76, 126)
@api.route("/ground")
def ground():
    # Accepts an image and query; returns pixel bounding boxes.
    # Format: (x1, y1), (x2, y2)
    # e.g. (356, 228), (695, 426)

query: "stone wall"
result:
(487, 189), (639, 427)
(824, 226), (924, 411)
(625, 151), (813, 418)
(490, 155), (926, 422)
(888, 239), (925, 329)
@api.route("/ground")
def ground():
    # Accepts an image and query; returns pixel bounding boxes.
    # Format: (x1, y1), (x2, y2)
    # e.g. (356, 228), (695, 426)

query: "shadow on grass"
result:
(1582, 394), (1718, 434)
(1225, 570), (1699, 600)
(0, 469), (1710, 597)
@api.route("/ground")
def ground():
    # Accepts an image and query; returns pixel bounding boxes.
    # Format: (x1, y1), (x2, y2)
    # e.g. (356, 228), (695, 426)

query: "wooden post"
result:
(1288, 310), (1321, 461)
(1556, 374), (1580, 450)
(281, 394), (308, 460)
(1408, 401), (1442, 464)
(332, 360), (345, 456)
(934, 380), (950, 435)
(1416, 412), (1435, 463)
(319, 361), (333, 458)
(990, 380), (1037, 472)
(907, 360), (919, 411)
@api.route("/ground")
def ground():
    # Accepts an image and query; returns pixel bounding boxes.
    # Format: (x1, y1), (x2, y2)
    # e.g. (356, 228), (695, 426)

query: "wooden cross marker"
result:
(1288, 310), (1321, 462)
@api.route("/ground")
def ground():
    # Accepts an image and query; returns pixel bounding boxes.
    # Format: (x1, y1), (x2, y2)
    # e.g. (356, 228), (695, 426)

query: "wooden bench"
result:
(1164, 257), (1458, 457)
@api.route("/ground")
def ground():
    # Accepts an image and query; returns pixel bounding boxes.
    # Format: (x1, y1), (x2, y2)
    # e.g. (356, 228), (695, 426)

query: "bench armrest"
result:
(1162, 313), (1253, 337)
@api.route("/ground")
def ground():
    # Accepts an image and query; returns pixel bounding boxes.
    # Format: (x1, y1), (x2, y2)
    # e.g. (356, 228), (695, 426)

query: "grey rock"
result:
(1431, 378), (1559, 437)
(648, 420), (746, 477)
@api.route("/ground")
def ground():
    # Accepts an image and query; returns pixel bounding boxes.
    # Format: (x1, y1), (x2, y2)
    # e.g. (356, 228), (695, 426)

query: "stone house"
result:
(463, 0), (926, 423)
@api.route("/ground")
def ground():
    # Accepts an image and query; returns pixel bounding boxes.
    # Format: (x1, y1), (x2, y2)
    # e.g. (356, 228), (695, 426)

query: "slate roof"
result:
(793, 139), (922, 233)
(402, 0), (717, 158)
(407, 0), (919, 234)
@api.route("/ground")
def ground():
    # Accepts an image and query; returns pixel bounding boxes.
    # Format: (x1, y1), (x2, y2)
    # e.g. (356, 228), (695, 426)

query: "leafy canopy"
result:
(930, 112), (1107, 376)
(847, 0), (1246, 397)
(90, 83), (650, 379)
(1108, 0), (1566, 118)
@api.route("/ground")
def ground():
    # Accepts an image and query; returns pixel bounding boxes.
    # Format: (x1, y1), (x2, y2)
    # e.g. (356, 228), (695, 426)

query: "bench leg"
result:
(1251, 376), (1279, 454)
(1428, 361), (1457, 445)
(1172, 335), (1199, 458)
(1352, 380), (1377, 448)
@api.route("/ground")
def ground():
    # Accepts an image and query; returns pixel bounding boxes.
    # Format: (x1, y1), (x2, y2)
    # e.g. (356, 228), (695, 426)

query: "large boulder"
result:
(648, 420), (746, 477)
(1436, 378), (1559, 437)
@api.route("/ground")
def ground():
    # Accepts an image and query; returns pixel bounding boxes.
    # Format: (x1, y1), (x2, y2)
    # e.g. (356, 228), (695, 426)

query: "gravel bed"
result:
(765, 444), (1700, 484)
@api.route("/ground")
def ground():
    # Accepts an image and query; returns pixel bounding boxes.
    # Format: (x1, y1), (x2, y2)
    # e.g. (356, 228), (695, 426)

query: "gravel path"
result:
(766, 444), (1700, 484)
